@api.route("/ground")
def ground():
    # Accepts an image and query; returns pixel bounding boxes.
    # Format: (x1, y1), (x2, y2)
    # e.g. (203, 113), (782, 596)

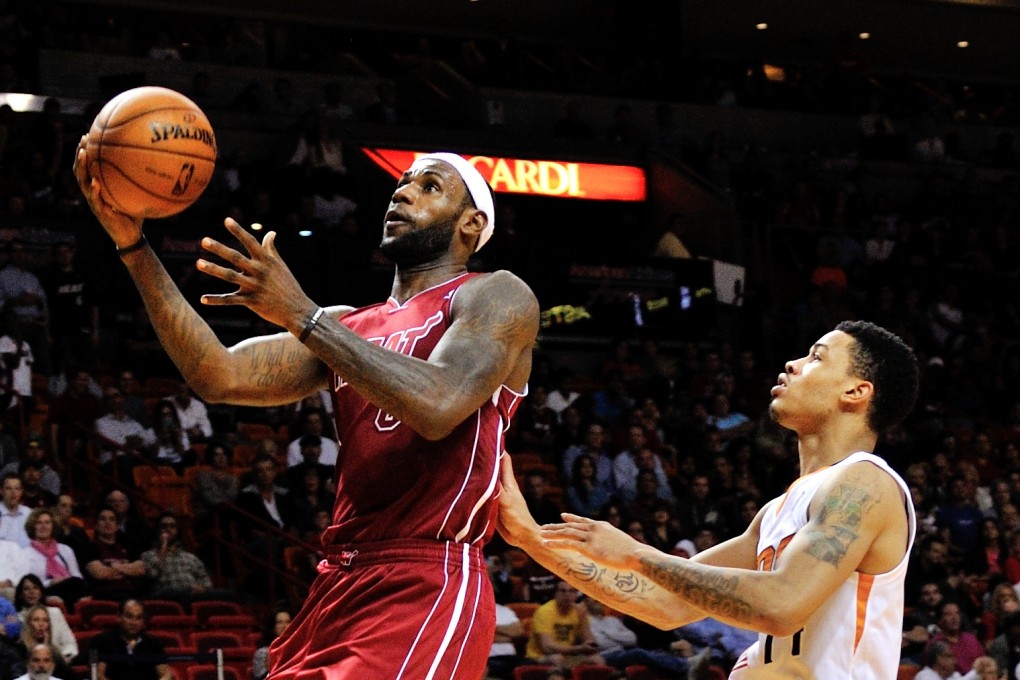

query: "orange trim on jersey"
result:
(854, 573), (875, 652)
(773, 464), (833, 516)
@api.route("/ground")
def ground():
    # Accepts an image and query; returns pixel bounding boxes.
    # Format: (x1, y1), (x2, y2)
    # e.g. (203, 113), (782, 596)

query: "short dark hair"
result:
(835, 320), (919, 433)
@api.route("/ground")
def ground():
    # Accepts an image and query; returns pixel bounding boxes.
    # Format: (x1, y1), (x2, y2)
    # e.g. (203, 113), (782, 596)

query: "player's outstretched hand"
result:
(495, 454), (542, 549)
(197, 218), (317, 331)
(540, 513), (642, 571)
(73, 135), (144, 249)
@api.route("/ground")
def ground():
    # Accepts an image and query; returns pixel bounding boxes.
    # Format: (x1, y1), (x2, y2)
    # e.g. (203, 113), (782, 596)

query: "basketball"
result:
(86, 86), (217, 219)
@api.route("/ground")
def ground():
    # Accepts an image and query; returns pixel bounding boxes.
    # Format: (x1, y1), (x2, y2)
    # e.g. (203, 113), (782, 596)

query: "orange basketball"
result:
(86, 86), (217, 219)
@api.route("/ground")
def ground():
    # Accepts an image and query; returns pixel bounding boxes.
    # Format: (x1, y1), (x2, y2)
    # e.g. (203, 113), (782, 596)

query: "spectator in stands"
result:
(140, 511), (224, 605)
(43, 241), (99, 373)
(93, 387), (155, 477)
(589, 373), (634, 431)
(0, 593), (18, 639)
(486, 600), (524, 680)
(150, 399), (193, 471)
(1, 437), (59, 499)
(252, 608), (292, 680)
(521, 469), (563, 527)
(0, 240), (50, 378)
(288, 465), (333, 538)
(17, 462), (55, 510)
(114, 370), (149, 429)
(89, 599), (172, 680)
(584, 596), (709, 677)
(928, 600), (986, 675)
(937, 475), (986, 561)
(524, 581), (603, 670)
(81, 508), (146, 601)
(191, 441), (239, 530)
(0, 536), (24, 601)
(235, 453), (298, 543)
(13, 642), (68, 680)
(20, 509), (87, 608)
(0, 473), (29, 546)
(285, 408), (338, 468)
(0, 306), (34, 418)
(283, 434), (334, 495)
(102, 490), (152, 558)
(15, 606), (77, 680)
(561, 421), (613, 489)
(506, 384), (557, 456)
(13, 575), (76, 663)
(565, 453), (613, 518)
(171, 382), (212, 443)
(676, 473), (727, 538)
(613, 426), (670, 504)
(987, 610), (1020, 678)
(47, 367), (102, 463)
(49, 496), (85, 570)
(363, 81), (400, 125)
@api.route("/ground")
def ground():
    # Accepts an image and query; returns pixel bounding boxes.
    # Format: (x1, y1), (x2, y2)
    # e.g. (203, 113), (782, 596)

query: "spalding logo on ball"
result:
(86, 86), (217, 219)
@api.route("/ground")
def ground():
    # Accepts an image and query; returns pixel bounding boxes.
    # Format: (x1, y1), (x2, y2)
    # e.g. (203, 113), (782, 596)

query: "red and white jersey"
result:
(729, 452), (915, 680)
(323, 273), (525, 546)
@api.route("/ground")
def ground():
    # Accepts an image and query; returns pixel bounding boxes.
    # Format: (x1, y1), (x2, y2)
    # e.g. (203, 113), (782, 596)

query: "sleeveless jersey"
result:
(323, 273), (525, 546)
(729, 452), (915, 680)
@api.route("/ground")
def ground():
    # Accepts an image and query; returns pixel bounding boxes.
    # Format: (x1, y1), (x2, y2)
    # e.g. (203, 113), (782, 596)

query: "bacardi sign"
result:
(362, 148), (646, 202)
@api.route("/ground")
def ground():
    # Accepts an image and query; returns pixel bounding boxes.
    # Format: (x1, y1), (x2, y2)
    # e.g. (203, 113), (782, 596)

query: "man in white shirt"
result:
(172, 381), (213, 442)
(13, 642), (64, 680)
(0, 473), (30, 546)
(0, 535), (26, 600)
(93, 387), (156, 467)
(286, 408), (339, 467)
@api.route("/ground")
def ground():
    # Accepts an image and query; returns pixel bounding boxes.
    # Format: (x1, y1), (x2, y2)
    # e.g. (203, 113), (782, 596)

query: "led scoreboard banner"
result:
(362, 148), (647, 202)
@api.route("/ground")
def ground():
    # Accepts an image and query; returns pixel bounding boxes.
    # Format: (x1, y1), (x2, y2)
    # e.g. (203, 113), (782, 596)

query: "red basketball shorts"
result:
(268, 539), (495, 680)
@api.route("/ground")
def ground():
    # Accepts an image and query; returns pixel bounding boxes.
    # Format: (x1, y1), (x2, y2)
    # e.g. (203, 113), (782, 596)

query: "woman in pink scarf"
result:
(20, 508), (90, 607)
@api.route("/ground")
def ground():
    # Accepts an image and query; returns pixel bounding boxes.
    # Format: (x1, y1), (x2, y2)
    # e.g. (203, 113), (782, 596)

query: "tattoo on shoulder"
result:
(638, 557), (754, 620)
(805, 482), (879, 567)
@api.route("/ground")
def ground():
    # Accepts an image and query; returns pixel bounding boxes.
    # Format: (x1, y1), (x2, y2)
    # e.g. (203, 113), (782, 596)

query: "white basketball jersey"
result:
(729, 452), (915, 680)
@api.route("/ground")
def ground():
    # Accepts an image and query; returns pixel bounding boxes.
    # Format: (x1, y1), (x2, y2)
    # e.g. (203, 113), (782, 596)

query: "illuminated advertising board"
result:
(362, 148), (646, 202)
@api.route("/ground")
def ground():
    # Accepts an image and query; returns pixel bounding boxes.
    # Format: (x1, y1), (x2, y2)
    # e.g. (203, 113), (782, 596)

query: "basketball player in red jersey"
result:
(73, 142), (539, 679)
(499, 321), (919, 679)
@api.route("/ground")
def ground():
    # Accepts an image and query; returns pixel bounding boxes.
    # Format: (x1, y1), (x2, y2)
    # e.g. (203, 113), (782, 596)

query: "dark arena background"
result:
(2, 0), (1020, 678)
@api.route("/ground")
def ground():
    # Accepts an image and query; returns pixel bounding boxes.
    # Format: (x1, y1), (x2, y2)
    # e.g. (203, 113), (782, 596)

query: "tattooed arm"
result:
(543, 460), (907, 637)
(497, 454), (760, 630)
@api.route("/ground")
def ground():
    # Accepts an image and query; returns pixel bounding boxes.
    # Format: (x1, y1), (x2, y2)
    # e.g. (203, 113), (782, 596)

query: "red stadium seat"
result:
(191, 631), (245, 653)
(514, 665), (556, 680)
(75, 600), (119, 627)
(186, 667), (241, 680)
(191, 600), (242, 625)
(572, 665), (618, 680)
(149, 614), (199, 632)
(205, 614), (258, 632)
(142, 600), (186, 617)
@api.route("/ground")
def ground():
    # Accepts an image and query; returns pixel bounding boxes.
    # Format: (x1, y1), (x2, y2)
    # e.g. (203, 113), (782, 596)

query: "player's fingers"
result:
(263, 231), (279, 257)
(199, 292), (243, 307)
(200, 237), (252, 271)
(196, 258), (247, 285)
(223, 217), (264, 254)
(560, 513), (595, 524)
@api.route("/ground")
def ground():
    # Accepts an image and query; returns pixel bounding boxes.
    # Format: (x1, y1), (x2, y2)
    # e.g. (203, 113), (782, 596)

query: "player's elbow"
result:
(758, 611), (807, 638)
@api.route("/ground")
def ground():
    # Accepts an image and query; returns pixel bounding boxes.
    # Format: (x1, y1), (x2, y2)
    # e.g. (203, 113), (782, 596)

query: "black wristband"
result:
(117, 234), (148, 257)
(298, 307), (325, 343)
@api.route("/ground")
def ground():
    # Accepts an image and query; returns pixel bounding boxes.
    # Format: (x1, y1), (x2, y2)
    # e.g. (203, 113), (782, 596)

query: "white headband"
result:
(416, 152), (495, 252)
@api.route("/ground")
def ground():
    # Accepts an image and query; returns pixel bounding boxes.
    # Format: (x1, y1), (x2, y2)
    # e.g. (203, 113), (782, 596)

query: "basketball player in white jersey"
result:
(498, 320), (920, 679)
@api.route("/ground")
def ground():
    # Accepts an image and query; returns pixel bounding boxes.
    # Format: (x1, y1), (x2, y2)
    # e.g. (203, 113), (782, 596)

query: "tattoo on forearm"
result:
(639, 557), (754, 620)
(557, 558), (657, 604)
(805, 483), (876, 567)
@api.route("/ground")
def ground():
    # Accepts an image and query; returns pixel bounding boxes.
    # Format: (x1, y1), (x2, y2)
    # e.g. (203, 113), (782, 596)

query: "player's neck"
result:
(795, 422), (877, 475)
(391, 262), (468, 303)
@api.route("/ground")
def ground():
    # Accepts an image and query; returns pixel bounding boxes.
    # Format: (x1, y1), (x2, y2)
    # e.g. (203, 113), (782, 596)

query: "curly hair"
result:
(835, 320), (920, 433)
(23, 508), (55, 540)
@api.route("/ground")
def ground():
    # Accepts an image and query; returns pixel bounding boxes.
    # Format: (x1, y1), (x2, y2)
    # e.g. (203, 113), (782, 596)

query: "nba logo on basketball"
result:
(172, 163), (195, 195)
